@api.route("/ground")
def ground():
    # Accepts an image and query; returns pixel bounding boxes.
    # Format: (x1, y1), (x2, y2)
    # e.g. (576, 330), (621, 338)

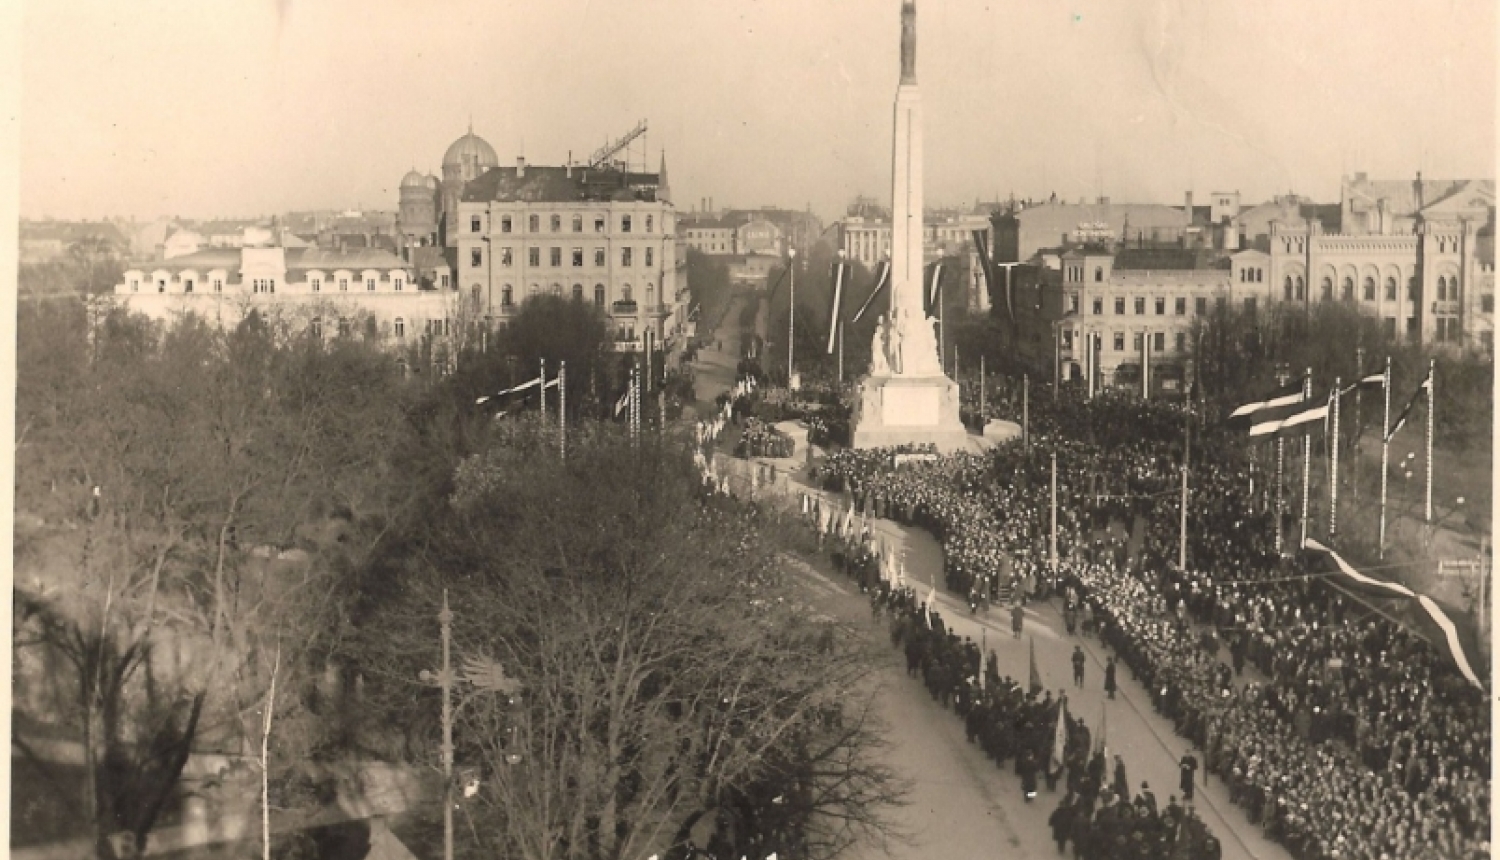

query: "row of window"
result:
(1237, 267), (1265, 283)
(309, 316), (450, 339)
(471, 213), (656, 235)
(471, 246), (655, 269)
(1084, 331), (1184, 353)
(308, 275), (405, 292)
(1089, 296), (1194, 316)
(488, 282), (654, 310)
(132, 277), (225, 293)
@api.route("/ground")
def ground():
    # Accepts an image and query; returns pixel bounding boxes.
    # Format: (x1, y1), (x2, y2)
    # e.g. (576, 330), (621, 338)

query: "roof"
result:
(124, 248), (243, 272)
(461, 165), (661, 204)
(20, 220), (129, 245)
(410, 247), (449, 270)
(1343, 176), (1495, 218)
(1113, 248), (1216, 270)
(401, 169), (429, 189)
(681, 217), (737, 230)
(443, 133), (499, 170)
(286, 247), (408, 270)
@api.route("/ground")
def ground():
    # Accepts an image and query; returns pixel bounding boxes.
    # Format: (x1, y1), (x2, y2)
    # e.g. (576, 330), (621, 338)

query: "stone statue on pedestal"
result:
(871, 315), (891, 377)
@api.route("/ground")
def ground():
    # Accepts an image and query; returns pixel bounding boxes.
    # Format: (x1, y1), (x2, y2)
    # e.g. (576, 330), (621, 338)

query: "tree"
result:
(348, 423), (904, 860)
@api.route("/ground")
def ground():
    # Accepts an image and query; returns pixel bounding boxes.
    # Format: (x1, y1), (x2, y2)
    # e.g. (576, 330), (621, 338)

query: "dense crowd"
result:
(814, 393), (1490, 860)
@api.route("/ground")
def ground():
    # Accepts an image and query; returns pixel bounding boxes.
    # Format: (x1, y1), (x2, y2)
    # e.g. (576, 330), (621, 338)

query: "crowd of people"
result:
(810, 392), (1489, 860)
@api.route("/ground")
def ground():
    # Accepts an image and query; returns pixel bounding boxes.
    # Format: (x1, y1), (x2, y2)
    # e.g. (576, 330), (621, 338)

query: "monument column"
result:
(890, 0), (924, 317)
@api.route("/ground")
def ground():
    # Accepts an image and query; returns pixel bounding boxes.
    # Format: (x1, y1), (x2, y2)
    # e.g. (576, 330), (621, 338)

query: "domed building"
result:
(439, 129), (500, 246)
(397, 169), (441, 246)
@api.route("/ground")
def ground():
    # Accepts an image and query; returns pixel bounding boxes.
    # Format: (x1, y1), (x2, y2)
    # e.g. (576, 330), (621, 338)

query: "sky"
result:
(17, 0), (1497, 223)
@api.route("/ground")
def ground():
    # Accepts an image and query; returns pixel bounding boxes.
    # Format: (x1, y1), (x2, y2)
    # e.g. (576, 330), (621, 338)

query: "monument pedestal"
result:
(851, 373), (970, 452)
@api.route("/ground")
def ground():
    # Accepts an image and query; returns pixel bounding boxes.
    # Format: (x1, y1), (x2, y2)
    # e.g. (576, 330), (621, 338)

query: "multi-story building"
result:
(679, 216), (737, 254)
(453, 154), (684, 351)
(838, 203), (991, 310)
(1262, 174), (1495, 352)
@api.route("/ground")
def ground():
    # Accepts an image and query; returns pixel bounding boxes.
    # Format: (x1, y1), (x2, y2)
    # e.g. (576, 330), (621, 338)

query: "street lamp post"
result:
(788, 248), (797, 389)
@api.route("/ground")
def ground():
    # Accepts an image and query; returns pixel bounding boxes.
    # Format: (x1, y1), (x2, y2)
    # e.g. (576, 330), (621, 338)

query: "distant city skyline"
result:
(19, 0), (1495, 223)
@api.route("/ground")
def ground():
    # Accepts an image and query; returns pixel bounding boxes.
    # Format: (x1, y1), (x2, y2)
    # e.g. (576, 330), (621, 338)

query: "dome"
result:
(442, 133), (499, 171)
(400, 169), (428, 189)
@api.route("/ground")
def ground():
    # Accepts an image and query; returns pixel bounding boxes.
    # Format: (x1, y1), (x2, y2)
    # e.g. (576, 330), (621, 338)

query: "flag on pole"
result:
(923, 261), (945, 317)
(1229, 379), (1304, 424)
(614, 387), (632, 418)
(1028, 637), (1042, 695)
(971, 229), (1010, 321)
(1253, 393), (1331, 438)
(1049, 699), (1069, 773)
(1096, 702), (1109, 760)
(826, 259), (849, 354)
(851, 261), (891, 323)
(924, 582), (936, 628)
(1385, 369), (1433, 442)
(476, 375), (544, 404)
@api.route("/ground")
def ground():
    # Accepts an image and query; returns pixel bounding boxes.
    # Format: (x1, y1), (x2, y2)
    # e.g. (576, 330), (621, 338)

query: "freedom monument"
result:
(852, 1), (972, 451)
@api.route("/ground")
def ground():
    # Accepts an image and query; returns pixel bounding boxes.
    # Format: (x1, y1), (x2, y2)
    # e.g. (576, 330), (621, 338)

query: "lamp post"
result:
(787, 248), (797, 389)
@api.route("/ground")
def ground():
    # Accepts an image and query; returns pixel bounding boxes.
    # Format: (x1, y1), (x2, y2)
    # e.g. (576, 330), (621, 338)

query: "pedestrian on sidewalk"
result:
(1072, 646), (1086, 687)
(1104, 657), (1117, 700)
(1011, 601), (1025, 638)
(1179, 752), (1198, 802)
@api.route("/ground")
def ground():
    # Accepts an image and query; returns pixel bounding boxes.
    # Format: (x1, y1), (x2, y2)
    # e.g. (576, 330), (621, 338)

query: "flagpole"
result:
(559, 360), (567, 462)
(1050, 451), (1058, 590)
(1301, 369), (1312, 549)
(1053, 325), (1059, 404)
(1023, 373), (1030, 450)
(1354, 345), (1364, 502)
(1330, 376), (1339, 538)
(837, 320), (844, 385)
(1380, 356), (1391, 558)
(1276, 435), (1285, 555)
(1180, 420), (1189, 570)
(787, 248), (796, 386)
(1425, 357), (1435, 523)
(540, 357), (547, 428)
(980, 354), (987, 417)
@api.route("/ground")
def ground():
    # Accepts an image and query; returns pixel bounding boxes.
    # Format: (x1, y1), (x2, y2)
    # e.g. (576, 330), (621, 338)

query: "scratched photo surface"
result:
(12, 2), (1495, 860)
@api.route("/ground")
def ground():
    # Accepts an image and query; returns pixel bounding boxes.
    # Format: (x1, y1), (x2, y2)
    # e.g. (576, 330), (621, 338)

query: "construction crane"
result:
(587, 120), (648, 170)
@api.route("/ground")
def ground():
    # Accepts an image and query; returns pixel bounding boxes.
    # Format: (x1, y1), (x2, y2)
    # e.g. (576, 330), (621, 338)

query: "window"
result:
(1384, 278), (1396, 301)
(1295, 277), (1305, 301)
(338, 317), (351, 337)
(441, 274), (450, 288)
(622, 247), (633, 267)
(550, 247), (561, 267)
(471, 216), (482, 233)
(1070, 294), (1080, 313)
(1384, 317), (1396, 337)
(1195, 297), (1207, 316)
(529, 247), (540, 267)
(367, 278), (376, 291)
(1343, 278), (1355, 301)
(529, 284), (540, 298)
(529, 215), (539, 232)
(501, 248), (513, 267)
(1134, 297), (1145, 315)
(645, 247), (654, 267)
(572, 248), (583, 267)
(594, 284), (606, 306)
(213, 279), (222, 293)
(1215, 297), (1227, 311)
(394, 276), (404, 291)
(1153, 332), (1165, 352)
(312, 277), (322, 292)
(339, 278), (349, 291)
(1094, 267), (1103, 283)
(1175, 297), (1186, 315)
(1133, 333), (1143, 351)
(311, 318), (322, 338)
(395, 318), (405, 338)
(1284, 277), (1294, 301)
(472, 249), (483, 267)
(1406, 316), (1418, 339)
(1321, 278), (1333, 301)
(623, 284), (633, 302)
(129, 278), (139, 292)
(1092, 298), (1104, 315)
(1154, 298), (1165, 315)
(595, 216), (606, 233)
(1408, 278), (1418, 302)
(573, 215), (583, 232)
(501, 216), (512, 233)
(646, 215), (654, 233)
(502, 285), (513, 307)
(158, 279), (166, 292)
(549, 283), (562, 296)
(646, 286), (655, 308)
(1114, 297), (1126, 315)
(1482, 294), (1494, 314)
(622, 215), (633, 233)
(184, 280), (194, 293)
(551, 214), (561, 232)
(1436, 317), (1455, 342)
(573, 283), (583, 301)
(1113, 332), (1125, 351)
(1175, 332), (1186, 352)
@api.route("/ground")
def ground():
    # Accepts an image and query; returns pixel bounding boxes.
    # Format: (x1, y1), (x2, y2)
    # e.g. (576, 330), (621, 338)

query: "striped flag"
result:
(614, 387), (632, 418)
(1050, 699), (1069, 773)
(827, 259), (849, 354)
(923, 261), (945, 317)
(1385, 369), (1433, 442)
(1252, 392), (1331, 438)
(851, 261), (891, 323)
(971, 230), (1011, 320)
(1229, 380), (1303, 423)
(476, 375), (544, 405)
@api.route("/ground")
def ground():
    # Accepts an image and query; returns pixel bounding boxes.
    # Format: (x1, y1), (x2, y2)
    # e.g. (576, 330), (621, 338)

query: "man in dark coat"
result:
(1112, 756), (1129, 801)
(1019, 749), (1039, 801)
(1104, 656), (1117, 699)
(1048, 793), (1074, 854)
(1072, 645), (1086, 688)
(1179, 752), (1198, 802)
(1011, 601), (1025, 638)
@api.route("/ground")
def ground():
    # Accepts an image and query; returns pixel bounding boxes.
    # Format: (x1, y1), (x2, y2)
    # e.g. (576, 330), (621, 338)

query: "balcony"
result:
(611, 300), (638, 315)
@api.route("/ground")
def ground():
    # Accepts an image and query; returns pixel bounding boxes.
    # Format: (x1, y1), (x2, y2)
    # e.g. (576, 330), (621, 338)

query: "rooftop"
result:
(462, 164), (661, 204)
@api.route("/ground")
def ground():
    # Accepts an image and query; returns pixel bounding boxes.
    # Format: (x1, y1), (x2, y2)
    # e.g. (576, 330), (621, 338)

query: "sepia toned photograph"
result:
(7, 2), (1495, 859)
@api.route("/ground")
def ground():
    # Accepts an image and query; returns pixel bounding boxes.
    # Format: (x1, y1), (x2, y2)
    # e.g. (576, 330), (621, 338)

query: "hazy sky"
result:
(19, 0), (1496, 222)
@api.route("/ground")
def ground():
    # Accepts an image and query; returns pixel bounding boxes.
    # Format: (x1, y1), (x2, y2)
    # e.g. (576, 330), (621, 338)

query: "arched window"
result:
(1321, 278), (1332, 301)
(395, 318), (405, 338)
(1094, 267), (1103, 282)
(572, 283), (584, 301)
(1284, 276), (1294, 301)
(594, 284), (606, 306)
(549, 283), (562, 296)
(622, 284), (633, 302)
(501, 285), (513, 307)
(1343, 278), (1355, 301)
(1437, 276), (1447, 301)
(1384, 278), (1397, 301)
(1294, 277), (1305, 301)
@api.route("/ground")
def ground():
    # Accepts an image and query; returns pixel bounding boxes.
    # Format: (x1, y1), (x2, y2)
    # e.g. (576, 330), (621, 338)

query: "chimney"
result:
(1415, 171), (1424, 211)
(1185, 190), (1193, 212)
(516, 157), (526, 178)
